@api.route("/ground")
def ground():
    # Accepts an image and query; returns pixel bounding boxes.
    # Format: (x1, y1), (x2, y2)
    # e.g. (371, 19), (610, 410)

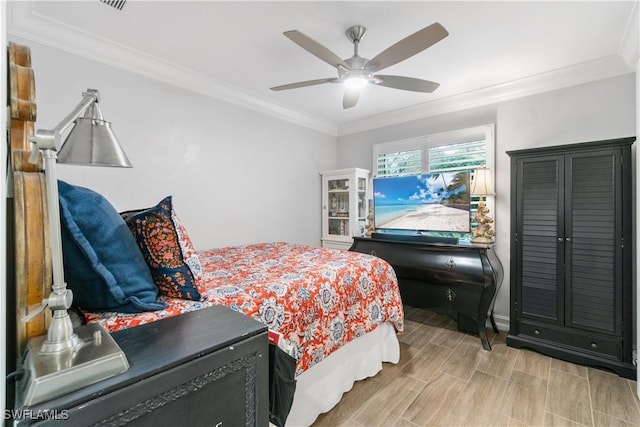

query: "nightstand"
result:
(14, 305), (269, 426)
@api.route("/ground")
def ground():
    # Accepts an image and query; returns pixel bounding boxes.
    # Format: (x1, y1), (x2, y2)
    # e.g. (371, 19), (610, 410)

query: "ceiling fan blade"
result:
(374, 75), (440, 93)
(270, 78), (338, 91)
(284, 30), (351, 70)
(367, 23), (448, 73)
(343, 89), (360, 109)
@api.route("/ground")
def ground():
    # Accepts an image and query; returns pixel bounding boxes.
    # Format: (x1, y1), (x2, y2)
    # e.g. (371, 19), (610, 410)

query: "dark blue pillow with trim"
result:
(58, 180), (167, 313)
(120, 196), (202, 301)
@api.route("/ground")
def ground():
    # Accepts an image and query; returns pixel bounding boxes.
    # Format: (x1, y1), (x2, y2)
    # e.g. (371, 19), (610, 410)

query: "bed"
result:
(81, 241), (404, 426)
(8, 42), (404, 426)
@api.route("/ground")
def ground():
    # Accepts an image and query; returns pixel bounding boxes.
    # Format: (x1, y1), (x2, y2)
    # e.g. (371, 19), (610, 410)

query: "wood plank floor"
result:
(312, 307), (639, 427)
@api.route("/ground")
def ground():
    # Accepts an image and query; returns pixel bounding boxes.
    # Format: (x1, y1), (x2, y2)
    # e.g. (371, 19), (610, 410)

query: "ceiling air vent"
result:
(100, 0), (126, 11)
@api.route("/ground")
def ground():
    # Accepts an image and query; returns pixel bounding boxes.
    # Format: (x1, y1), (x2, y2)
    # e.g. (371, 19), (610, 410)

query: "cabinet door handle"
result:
(565, 237), (572, 242)
(445, 288), (456, 301)
(445, 258), (455, 270)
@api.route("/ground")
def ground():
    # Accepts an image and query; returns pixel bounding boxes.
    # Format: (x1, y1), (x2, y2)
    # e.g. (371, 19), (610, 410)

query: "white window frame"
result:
(372, 124), (495, 177)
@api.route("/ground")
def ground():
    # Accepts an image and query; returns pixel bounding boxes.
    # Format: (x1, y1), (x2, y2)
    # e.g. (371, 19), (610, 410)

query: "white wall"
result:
(14, 37), (337, 250)
(337, 73), (637, 326)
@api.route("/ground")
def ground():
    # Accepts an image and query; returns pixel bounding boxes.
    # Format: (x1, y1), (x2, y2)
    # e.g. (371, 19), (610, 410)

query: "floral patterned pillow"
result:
(121, 197), (202, 300)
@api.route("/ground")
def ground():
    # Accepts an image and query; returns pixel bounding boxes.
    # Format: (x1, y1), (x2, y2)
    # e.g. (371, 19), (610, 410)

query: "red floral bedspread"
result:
(84, 242), (404, 374)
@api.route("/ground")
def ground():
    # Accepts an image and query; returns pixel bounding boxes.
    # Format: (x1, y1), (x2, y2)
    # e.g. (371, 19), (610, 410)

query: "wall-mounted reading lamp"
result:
(20, 89), (131, 405)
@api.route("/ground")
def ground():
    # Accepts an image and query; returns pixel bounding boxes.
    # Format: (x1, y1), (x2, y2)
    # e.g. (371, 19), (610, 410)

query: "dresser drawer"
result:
(400, 277), (482, 319)
(518, 320), (622, 359)
(350, 239), (483, 286)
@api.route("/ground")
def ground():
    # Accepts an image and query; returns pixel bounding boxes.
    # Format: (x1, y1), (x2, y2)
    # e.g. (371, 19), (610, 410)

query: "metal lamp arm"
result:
(53, 89), (100, 137)
(29, 89), (100, 155)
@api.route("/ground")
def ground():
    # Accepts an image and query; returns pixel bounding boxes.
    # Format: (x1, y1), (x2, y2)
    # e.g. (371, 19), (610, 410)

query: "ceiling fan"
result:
(270, 23), (449, 109)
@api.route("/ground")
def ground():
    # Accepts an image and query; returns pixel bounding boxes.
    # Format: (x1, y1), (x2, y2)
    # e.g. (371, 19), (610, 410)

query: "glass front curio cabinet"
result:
(321, 168), (370, 250)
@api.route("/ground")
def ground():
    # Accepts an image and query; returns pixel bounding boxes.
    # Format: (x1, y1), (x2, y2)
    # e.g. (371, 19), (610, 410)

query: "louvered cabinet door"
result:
(565, 150), (622, 334)
(515, 156), (564, 322)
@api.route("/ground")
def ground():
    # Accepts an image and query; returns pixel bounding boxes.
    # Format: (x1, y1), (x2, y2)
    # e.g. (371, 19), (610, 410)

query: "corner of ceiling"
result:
(7, 1), (338, 137)
(337, 55), (633, 137)
(337, 2), (639, 137)
(618, 0), (639, 71)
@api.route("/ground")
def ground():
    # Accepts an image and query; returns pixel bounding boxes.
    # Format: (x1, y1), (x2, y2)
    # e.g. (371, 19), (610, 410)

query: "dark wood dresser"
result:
(350, 236), (503, 350)
(14, 306), (269, 426)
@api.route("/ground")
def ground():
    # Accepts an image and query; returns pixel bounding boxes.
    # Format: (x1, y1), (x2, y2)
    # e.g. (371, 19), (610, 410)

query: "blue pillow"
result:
(58, 180), (167, 313)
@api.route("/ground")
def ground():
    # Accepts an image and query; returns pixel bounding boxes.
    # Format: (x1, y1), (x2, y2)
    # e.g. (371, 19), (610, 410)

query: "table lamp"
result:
(19, 89), (131, 406)
(469, 167), (496, 243)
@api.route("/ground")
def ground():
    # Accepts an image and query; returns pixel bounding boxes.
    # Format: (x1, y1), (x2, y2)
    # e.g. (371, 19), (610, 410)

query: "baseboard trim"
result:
(491, 313), (510, 333)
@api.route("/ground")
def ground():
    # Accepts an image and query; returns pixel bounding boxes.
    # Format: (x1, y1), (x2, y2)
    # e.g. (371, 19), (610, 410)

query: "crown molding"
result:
(618, 1), (639, 71)
(337, 55), (633, 136)
(7, 2), (338, 136)
(8, 2), (635, 139)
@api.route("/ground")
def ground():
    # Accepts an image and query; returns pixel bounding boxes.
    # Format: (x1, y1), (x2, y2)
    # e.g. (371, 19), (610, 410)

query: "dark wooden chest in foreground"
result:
(15, 306), (269, 426)
(350, 236), (503, 350)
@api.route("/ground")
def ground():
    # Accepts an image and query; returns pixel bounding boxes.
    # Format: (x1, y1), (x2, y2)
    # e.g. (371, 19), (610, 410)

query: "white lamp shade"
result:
(470, 167), (496, 196)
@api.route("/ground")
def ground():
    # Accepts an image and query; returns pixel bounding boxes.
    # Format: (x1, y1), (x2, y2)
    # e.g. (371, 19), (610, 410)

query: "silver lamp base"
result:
(18, 323), (129, 406)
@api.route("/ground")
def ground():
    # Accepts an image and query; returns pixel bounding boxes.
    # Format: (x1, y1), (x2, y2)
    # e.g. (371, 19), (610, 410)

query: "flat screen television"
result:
(373, 171), (471, 233)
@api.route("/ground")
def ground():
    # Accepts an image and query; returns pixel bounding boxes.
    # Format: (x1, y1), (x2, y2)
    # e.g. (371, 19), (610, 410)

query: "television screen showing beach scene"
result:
(373, 171), (471, 232)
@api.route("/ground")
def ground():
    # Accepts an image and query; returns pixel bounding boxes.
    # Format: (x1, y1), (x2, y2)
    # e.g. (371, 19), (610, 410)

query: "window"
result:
(373, 125), (494, 177)
(372, 125), (495, 237)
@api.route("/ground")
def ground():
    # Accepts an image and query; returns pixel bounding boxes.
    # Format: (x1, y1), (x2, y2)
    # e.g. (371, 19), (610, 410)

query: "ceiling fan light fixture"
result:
(274, 22), (449, 108)
(344, 76), (368, 89)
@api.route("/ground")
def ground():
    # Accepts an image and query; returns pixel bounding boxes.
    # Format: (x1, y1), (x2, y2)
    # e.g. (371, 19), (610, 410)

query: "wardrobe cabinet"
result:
(506, 137), (635, 379)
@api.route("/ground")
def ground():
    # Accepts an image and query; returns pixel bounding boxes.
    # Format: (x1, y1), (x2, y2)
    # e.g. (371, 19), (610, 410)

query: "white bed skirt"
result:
(283, 322), (400, 427)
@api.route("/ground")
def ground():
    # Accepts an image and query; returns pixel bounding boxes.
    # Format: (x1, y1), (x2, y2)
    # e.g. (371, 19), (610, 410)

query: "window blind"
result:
(376, 149), (422, 177)
(428, 139), (487, 173)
